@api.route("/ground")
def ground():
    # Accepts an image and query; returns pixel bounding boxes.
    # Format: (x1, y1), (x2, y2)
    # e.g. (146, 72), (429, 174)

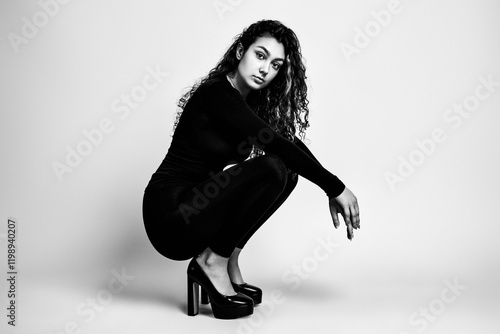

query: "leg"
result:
(143, 155), (290, 294)
(196, 247), (235, 296)
(236, 170), (298, 249)
(175, 154), (290, 259)
(184, 155), (291, 303)
(228, 247), (245, 285)
(229, 171), (298, 284)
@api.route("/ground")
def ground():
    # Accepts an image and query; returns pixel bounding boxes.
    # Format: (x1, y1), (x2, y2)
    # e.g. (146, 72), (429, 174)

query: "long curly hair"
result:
(174, 19), (310, 146)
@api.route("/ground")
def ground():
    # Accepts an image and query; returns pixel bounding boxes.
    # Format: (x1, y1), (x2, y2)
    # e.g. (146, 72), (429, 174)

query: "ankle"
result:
(197, 248), (229, 269)
(229, 248), (242, 261)
(227, 262), (245, 285)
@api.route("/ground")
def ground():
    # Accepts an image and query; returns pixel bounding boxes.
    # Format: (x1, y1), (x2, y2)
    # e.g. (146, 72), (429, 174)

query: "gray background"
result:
(1, 0), (499, 333)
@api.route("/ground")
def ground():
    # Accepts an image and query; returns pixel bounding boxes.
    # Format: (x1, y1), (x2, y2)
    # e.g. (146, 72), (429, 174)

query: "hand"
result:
(329, 187), (360, 240)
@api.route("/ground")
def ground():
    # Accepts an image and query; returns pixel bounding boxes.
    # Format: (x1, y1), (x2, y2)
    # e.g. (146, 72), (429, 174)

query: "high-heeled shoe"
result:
(232, 282), (262, 305)
(187, 258), (254, 319)
(201, 282), (262, 305)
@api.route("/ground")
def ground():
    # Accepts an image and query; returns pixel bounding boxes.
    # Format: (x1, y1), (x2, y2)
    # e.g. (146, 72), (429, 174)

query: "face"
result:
(233, 35), (285, 96)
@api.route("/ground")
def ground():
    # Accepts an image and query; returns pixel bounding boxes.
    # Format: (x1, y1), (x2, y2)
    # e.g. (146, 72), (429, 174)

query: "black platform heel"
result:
(202, 282), (263, 305)
(187, 258), (254, 319)
(232, 283), (262, 305)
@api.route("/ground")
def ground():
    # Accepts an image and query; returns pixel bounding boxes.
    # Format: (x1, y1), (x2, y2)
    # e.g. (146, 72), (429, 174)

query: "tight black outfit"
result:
(142, 76), (345, 260)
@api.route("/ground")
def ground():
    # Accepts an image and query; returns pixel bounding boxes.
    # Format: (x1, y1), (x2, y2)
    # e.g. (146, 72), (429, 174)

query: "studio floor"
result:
(4, 259), (499, 334)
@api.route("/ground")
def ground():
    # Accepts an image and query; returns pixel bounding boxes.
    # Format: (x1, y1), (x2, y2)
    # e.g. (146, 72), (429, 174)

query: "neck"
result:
(227, 74), (250, 99)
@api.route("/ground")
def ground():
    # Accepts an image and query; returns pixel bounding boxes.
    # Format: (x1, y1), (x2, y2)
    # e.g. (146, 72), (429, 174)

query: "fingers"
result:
(330, 193), (361, 241)
(330, 204), (340, 229)
(352, 208), (360, 229)
(356, 205), (360, 229)
(351, 199), (360, 230)
(343, 207), (354, 240)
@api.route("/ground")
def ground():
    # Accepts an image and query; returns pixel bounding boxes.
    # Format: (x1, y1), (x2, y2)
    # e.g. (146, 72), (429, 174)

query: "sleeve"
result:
(206, 80), (346, 198)
(293, 136), (322, 165)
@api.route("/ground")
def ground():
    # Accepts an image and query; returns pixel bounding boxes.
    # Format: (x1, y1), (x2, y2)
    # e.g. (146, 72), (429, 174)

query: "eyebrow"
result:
(256, 46), (284, 62)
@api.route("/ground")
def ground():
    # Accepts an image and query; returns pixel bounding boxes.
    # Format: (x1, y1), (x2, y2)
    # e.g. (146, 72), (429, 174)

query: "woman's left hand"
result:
(329, 187), (360, 240)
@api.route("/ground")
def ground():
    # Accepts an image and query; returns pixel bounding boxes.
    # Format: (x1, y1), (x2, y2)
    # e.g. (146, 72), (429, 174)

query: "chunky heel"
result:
(186, 258), (254, 319)
(187, 276), (200, 316)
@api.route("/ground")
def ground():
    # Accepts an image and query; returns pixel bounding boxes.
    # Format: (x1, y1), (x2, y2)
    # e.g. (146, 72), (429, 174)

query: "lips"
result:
(253, 75), (265, 84)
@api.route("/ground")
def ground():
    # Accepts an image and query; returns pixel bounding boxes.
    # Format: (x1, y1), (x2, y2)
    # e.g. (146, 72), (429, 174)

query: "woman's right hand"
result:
(329, 187), (360, 240)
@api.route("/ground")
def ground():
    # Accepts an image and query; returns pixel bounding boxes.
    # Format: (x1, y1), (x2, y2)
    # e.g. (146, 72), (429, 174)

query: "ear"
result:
(236, 43), (244, 60)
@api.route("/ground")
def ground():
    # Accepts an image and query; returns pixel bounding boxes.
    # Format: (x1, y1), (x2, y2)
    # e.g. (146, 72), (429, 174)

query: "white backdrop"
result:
(1, 0), (500, 333)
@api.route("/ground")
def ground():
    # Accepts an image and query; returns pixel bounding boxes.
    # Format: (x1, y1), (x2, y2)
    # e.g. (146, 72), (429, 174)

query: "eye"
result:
(272, 62), (282, 70)
(256, 51), (265, 60)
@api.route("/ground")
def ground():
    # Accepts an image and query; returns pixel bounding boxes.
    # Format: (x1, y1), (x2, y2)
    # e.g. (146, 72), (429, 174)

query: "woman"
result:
(142, 19), (360, 320)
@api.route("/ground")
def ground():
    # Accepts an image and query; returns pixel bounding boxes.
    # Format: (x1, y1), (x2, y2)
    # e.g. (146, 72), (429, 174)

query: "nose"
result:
(259, 63), (269, 76)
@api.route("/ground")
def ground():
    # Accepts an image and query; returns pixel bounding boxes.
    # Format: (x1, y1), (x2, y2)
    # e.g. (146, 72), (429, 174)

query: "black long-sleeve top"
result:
(146, 76), (345, 198)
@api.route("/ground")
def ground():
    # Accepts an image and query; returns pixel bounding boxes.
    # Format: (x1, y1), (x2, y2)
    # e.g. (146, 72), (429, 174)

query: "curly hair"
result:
(174, 19), (310, 147)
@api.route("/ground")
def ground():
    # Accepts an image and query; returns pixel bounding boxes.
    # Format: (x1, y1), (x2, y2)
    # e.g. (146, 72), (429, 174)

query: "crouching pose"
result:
(142, 19), (360, 320)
